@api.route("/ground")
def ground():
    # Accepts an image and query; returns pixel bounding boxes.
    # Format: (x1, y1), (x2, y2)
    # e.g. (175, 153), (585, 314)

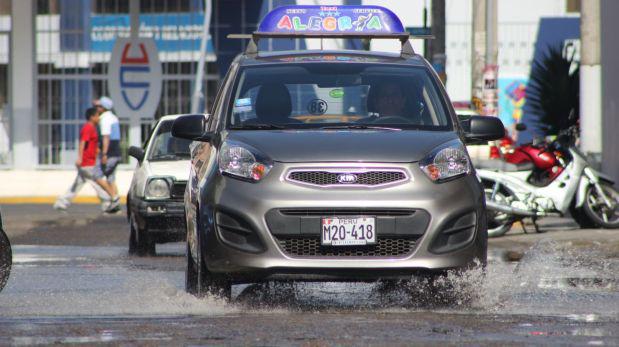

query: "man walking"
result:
(54, 108), (115, 211)
(94, 96), (122, 212)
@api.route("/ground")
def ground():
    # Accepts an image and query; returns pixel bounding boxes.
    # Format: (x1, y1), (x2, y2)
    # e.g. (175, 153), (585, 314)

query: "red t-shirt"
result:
(80, 122), (99, 167)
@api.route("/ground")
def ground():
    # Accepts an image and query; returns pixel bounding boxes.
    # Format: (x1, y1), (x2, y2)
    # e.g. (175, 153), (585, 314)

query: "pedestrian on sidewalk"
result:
(54, 107), (116, 212)
(94, 96), (122, 212)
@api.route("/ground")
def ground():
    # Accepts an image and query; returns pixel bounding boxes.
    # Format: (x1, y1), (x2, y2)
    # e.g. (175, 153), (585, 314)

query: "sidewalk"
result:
(0, 169), (133, 204)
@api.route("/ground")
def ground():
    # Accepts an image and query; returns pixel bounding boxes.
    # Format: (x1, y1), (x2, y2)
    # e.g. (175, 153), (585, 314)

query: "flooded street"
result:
(1, 205), (618, 345)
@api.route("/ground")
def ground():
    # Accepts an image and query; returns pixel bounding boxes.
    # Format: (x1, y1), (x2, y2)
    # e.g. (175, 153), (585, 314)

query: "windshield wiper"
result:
(229, 123), (286, 130)
(319, 125), (402, 131)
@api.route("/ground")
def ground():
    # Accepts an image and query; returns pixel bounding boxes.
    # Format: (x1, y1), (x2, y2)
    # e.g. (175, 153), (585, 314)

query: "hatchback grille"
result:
(287, 169), (407, 187)
(170, 181), (187, 199)
(275, 236), (417, 257)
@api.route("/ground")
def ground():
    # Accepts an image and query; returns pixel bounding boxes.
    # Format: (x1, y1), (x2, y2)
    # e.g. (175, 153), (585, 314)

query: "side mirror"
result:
(128, 146), (145, 162)
(515, 123), (527, 131)
(171, 114), (212, 142)
(462, 116), (505, 144)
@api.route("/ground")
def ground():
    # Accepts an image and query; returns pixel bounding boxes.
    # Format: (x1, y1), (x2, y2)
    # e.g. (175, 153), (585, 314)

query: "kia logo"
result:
(337, 173), (358, 184)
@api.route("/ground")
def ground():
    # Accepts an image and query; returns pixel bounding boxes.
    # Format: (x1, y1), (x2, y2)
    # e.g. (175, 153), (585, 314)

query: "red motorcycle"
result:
(487, 123), (565, 187)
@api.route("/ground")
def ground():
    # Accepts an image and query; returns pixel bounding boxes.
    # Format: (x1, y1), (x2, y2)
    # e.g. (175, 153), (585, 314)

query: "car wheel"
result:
(0, 229), (11, 292)
(131, 213), (156, 256)
(186, 206), (231, 300)
(128, 212), (138, 255)
(583, 182), (619, 228)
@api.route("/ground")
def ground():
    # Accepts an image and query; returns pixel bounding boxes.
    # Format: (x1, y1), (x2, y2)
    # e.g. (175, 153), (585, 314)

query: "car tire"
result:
(130, 213), (156, 256)
(0, 229), (11, 292)
(128, 212), (138, 255)
(186, 206), (231, 300)
(582, 182), (619, 229)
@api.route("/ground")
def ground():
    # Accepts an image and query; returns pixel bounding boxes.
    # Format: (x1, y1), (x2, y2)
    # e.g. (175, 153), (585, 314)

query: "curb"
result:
(0, 196), (128, 205)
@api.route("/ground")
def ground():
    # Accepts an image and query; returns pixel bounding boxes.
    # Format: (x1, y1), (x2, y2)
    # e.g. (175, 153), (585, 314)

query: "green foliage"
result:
(526, 45), (580, 135)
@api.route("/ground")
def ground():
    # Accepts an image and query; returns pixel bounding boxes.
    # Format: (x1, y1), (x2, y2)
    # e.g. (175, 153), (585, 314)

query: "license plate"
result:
(321, 216), (376, 246)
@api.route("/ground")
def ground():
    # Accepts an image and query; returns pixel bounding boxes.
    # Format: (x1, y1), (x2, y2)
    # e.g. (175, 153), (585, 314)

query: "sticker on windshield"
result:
(329, 89), (344, 99)
(307, 99), (328, 115)
(234, 98), (252, 112)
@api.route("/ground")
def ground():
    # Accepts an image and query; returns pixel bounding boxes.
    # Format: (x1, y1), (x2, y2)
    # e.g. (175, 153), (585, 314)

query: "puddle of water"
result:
(0, 241), (617, 321)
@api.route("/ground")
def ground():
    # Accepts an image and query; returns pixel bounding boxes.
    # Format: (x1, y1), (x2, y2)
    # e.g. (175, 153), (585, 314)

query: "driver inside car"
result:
(374, 82), (407, 117)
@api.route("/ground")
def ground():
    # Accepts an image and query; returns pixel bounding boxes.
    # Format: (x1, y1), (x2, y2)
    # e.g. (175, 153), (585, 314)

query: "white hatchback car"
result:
(127, 115), (194, 256)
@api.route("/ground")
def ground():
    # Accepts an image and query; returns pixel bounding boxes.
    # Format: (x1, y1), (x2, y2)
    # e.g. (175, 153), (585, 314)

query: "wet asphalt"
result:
(0, 204), (618, 346)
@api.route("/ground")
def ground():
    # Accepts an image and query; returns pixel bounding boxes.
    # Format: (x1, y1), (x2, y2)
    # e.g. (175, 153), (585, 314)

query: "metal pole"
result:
(191, 0), (212, 114)
(482, 0), (498, 117)
(471, 0), (486, 113)
(431, 0), (446, 84)
(580, 0), (602, 166)
(129, 0), (141, 148)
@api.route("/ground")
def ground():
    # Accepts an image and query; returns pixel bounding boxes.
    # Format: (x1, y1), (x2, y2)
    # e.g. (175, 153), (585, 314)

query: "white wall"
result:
(361, 0), (570, 102)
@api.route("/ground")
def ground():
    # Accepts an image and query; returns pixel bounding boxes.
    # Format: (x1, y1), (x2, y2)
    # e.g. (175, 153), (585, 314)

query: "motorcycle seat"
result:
(474, 159), (534, 172)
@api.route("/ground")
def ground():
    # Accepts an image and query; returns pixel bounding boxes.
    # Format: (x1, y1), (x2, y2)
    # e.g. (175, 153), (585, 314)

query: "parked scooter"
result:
(477, 125), (619, 237)
(0, 210), (11, 292)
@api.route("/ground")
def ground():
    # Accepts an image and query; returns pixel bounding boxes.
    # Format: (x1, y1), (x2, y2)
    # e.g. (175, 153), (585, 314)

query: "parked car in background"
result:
(127, 115), (194, 256)
(0, 209), (11, 292)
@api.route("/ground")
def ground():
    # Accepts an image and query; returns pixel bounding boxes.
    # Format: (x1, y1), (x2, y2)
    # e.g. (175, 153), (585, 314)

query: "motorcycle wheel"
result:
(583, 182), (619, 228)
(484, 188), (515, 237)
(0, 229), (11, 292)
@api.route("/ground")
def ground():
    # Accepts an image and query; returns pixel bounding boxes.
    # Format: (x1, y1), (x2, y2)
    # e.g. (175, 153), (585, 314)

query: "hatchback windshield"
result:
(228, 63), (452, 130)
(147, 120), (193, 161)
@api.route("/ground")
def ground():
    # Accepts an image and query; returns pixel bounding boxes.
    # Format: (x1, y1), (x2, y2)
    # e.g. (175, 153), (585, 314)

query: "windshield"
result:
(227, 63), (452, 130)
(147, 120), (193, 161)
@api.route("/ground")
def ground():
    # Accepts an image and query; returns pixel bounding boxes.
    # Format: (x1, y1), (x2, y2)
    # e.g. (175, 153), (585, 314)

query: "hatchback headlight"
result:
(145, 177), (171, 199)
(420, 140), (471, 182)
(218, 141), (272, 182)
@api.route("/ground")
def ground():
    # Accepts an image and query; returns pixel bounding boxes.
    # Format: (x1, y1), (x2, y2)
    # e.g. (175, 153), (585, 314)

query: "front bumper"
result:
(133, 199), (186, 241)
(198, 162), (486, 282)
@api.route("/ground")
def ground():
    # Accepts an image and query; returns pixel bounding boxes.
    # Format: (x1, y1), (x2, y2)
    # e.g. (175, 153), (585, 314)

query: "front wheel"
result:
(583, 182), (619, 228)
(186, 207), (231, 300)
(0, 229), (11, 292)
(130, 213), (156, 256)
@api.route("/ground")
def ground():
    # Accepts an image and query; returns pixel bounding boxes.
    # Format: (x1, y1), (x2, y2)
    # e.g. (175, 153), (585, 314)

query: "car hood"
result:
(145, 160), (191, 181)
(227, 130), (461, 163)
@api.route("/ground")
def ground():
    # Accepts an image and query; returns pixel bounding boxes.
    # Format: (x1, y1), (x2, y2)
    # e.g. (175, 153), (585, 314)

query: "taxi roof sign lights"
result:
(234, 5), (425, 57)
(257, 5), (406, 37)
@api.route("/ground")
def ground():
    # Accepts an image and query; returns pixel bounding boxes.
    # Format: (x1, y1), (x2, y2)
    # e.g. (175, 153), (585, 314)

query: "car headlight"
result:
(420, 140), (471, 182)
(218, 141), (272, 182)
(145, 178), (171, 199)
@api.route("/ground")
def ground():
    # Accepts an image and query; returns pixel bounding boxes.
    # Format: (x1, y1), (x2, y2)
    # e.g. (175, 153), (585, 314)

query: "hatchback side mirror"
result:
(171, 114), (213, 142)
(462, 116), (505, 144)
(128, 146), (145, 162)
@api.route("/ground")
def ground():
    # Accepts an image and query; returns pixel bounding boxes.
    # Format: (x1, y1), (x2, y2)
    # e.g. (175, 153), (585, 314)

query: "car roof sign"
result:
(257, 5), (406, 36)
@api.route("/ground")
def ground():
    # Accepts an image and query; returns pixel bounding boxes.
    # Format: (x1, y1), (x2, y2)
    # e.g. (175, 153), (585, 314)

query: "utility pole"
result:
(429, 0), (446, 84)
(471, 0), (498, 117)
(483, 0), (498, 117)
(129, 0), (141, 148)
(471, 0), (486, 113)
(580, 0), (602, 166)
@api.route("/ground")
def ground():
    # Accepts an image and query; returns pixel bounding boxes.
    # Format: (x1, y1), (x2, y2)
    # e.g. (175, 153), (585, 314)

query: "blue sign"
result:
(257, 5), (405, 35)
(90, 13), (214, 53)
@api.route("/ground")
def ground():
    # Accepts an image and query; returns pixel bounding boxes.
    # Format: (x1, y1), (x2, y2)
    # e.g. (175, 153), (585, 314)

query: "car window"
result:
(147, 120), (193, 161)
(227, 63), (452, 130)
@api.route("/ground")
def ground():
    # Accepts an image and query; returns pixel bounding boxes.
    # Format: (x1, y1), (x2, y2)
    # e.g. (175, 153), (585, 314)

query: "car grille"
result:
(287, 169), (408, 187)
(170, 181), (187, 199)
(275, 236), (417, 257)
